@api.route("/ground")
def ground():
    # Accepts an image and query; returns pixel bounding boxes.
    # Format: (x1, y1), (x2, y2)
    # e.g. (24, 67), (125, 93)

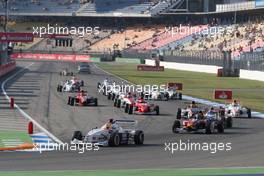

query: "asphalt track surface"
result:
(0, 61), (264, 171)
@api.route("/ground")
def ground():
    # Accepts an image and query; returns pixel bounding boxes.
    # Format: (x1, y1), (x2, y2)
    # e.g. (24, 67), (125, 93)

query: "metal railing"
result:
(123, 49), (264, 72)
(240, 52), (264, 71)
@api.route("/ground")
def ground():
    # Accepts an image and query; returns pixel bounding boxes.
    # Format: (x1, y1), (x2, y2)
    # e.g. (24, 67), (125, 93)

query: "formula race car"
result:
(97, 78), (114, 96)
(114, 92), (136, 109)
(141, 87), (182, 101)
(68, 91), (98, 106)
(59, 68), (74, 76)
(57, 77), (84, 92)
(225, 101), (251, 118)
(176, 102), (233, 128)
(172, 110), (224, 134)
(125, 98), (160, 115)
(71, 119), (144, 147)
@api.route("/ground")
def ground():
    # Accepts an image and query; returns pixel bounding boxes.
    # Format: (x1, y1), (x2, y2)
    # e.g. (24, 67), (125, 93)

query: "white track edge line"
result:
(1, 62), (63, 145)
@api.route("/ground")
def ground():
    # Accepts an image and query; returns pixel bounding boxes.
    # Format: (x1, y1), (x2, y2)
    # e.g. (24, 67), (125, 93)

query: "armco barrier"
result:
(145, 59), (264, 82)
(145, 59), (220, 74)
(11, 53), (90, 62)
(0, 61), (16, 77)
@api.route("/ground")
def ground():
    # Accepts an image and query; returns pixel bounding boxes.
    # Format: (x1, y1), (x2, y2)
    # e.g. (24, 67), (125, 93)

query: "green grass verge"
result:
(97, 63), (264, 112)
(1, 167), (264, 176)
(0, 131), (32, 147)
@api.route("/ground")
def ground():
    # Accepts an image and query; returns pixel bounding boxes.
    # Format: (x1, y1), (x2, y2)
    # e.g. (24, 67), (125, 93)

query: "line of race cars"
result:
(57, 69), (253, 147)
(96, 78), (252, 135)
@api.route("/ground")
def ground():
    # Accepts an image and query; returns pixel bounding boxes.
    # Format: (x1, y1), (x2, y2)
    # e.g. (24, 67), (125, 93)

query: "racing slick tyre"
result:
(72, 131), (83, 141)
(112, 93), (116, 100)
(81, 80), (84, 87)
(70, 97), (75, 106)
(107, 93), (111, 100)
(117, 99), (121, 108)
(165, 93), (169, 101)
(128, 104), (133, 115)
(176, 108), (182, 119)
(70, 72), (74, 76)
(179, 93), (182, 100)
(108, 133), (120, 147)
(205, 122), (213, 134)
(97, 82), (101, 89)
(134, 130), (144, 145)
(155, 106), (160, 115)
(125, 103), (129, 113)
(226, 117), (233, 128)
(114, 98), (117, 107)
(172, 120), (181, 133)
(217, 123), (224, 133)
(247, 108), (252, 118)
(57, 85), (62, 92)
(94, 98), (98, 106)
(68, 96), (72, 105)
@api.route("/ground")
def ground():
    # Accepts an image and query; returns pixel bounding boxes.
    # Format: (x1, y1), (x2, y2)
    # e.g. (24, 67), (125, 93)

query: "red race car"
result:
(68, 90), (98, 106)
(126, 98), (159, 115)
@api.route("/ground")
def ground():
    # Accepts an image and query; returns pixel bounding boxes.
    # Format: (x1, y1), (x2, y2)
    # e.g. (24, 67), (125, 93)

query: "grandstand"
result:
(0, 0), (264, 70)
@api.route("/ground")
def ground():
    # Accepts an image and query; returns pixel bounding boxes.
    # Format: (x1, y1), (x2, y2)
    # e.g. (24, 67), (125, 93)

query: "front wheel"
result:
(172, 120), (181, 133)
(134, 131), (144, 145)
(109, 133), (120, 147)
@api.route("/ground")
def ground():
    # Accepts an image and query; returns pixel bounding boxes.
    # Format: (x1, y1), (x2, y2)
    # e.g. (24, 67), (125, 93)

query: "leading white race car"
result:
(57, 77), (84, 92)
(71, 119), (144, 147)
(141, 85), (182, 101)
(225, 101), (251, 118)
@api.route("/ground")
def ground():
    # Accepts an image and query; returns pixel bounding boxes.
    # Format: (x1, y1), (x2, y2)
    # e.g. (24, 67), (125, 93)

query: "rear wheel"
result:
(125, 103), (129, 113)
(94, 98), (98, 106)
(179, 93), (182, 100)
(172, 120), (181, 133)
(176, 108), (182, 119)
(117, 99), (121, 108)
(226, 117), (233, 128)
(108, 133), (120, 147)
(68, 96), (72, 105)
(134, 131), (144, 145)
(107, 93), (111, 100)
(205, 122), (212, 134)
(217, 123), (224, 133)
(155, 106), (160, 115)
(247, 108), (252, 118)
(114, 98), (117, 107)
(72, 131), (83, 141)
(128, 104), (133, 114)
(112, 93), (116, 100)
(70, 97), (75, 106)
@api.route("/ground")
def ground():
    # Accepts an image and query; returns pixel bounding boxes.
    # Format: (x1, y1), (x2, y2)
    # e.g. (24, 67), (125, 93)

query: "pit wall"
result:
(145, 59), (264, 82)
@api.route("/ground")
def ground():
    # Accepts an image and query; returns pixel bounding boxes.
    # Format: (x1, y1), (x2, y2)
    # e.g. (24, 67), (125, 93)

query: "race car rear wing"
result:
(114, 119), (138, 129)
